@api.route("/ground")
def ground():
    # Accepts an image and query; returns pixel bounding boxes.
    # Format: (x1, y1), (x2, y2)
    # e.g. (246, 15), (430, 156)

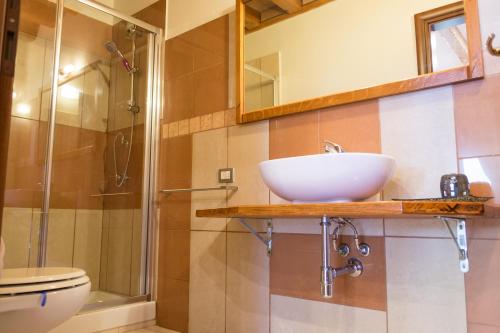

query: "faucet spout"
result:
(324, 140), (345, 154)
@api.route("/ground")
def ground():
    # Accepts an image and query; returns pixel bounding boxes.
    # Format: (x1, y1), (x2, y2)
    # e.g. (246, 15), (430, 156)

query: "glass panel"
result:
(2, 0), (57, 269)
(46, 0), (152, 306)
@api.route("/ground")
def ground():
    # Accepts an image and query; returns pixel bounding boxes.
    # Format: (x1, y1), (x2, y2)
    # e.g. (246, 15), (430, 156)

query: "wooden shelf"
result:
(196, 201), (499, 219)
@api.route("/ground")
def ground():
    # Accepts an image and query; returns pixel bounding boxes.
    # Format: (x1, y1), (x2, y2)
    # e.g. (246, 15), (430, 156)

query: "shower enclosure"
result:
(1, 0), (162, 310)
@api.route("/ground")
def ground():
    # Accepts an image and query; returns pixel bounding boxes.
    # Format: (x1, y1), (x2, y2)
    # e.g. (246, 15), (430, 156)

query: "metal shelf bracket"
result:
(239, 219), (273, 256)
(440, 217), (469, 273)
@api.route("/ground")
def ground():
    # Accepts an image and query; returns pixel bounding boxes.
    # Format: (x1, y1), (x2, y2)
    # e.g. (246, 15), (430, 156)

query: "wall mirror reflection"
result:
(238, 0), (483, 122)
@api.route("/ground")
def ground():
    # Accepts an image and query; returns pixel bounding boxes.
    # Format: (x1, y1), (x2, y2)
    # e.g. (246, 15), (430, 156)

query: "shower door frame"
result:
(38, 0), (163, 300)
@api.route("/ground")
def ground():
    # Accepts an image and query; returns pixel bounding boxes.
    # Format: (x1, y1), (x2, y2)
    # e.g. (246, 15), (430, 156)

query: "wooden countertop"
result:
(196, 201), (499, 219)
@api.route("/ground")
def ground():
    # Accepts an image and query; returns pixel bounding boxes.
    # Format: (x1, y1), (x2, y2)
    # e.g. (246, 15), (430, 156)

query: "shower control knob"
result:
(358, 243), (371, 257)
(338, 243), (350, 257)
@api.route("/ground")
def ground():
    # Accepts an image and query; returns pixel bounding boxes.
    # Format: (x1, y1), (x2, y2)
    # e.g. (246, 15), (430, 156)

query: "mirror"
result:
(237, 0), (483, 122)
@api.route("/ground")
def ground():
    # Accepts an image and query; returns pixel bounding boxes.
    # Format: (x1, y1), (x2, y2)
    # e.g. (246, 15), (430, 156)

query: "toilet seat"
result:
(0, 268), (89, 295)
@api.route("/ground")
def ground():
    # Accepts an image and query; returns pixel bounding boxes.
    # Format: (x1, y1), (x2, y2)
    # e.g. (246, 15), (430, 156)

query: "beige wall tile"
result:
(460, 156), (500, 205)
(227, 121), (269, 232)
(100, 210), (110, 289)
(468, 323), (500, 333)
(225, 109), (236, 127)
(379, 87), (458, 237)
(212, 111), (225, 129)
(226, 233), (269, 333)
(74, 209), (103, 291)
(189, 231), (226, 333)
(162, 124), (169, 139)
(105, 209), (134, 295)
(46, 209), (76, 267)
(270, 295), (386, 333)
(200, 114), (212, 131)
(29, 210), (41, 268)
(189, 116), (201, 133)
(168, 122), (179, 138)
(178, 119), (189, 136)
(2, 207), (33, 268)
(386, 237), (466, 333)
(191, 128), (228, 231)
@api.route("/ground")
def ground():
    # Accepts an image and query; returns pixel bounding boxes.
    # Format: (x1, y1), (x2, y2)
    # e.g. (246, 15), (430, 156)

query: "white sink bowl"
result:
(259, 153), (396, 203)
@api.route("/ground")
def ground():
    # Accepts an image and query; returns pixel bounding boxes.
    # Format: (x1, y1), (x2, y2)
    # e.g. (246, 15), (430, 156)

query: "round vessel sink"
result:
(259, 153), (396, 203)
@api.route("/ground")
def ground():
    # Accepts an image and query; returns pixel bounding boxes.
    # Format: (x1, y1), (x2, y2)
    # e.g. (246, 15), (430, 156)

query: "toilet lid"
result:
(0, 268), (89, 295)
(0, 267), (86, 286)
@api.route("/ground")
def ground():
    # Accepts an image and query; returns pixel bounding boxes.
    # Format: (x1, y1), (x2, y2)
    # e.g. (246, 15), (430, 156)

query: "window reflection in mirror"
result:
(243, 0), (468, 114)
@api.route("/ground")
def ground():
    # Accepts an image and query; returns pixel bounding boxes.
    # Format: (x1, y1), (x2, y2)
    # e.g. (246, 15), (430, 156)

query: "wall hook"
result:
(487, 33), (500, 56)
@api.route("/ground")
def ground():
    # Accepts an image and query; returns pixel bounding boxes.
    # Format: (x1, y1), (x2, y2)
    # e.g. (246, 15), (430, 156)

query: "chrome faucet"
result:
(324, 140), (345, 153)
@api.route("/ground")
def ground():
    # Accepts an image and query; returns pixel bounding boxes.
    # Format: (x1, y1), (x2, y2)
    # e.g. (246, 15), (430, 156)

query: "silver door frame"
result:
(38, 0), (163, 300)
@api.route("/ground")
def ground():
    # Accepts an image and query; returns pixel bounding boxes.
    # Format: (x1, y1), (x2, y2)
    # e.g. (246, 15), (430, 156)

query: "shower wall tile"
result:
(386, 237), (466, 333)
(226, 233), (270, 333)
(46, 209), (76, 267)
(227, 121), (269, 232)
(318, 99), (381, 153)
(189, 231), (226, 333)
(4, 117), (43, 208)
(159, 230), (190, 281)
(191, 128), (227, 231)
(133, 0), (166, 30)
(478, 0), (500, 76)
(271, 233), (387, 311)
(1, 207), (33, 268)
(100, 210), (110, 290)
(105, 209), (134, 295)
(270, 295), (387, 333)
(453, 75), (500, 159)
(193, 63), (228, 116)
(82, 68), (109, 132)
(74, 209), (103, 291)
(465, 239), (500, 329)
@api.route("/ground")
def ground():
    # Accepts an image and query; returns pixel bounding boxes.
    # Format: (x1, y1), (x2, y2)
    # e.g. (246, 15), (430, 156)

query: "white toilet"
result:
(0, 267), (91, 333)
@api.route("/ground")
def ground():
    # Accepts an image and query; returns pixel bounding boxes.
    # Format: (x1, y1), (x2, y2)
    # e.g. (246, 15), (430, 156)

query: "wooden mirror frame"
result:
(236, 0), (484, 124)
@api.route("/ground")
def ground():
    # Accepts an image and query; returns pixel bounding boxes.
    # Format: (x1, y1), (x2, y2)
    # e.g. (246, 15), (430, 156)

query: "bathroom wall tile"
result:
(99, 210), (110, 289)
(194, 63), (228, 117)
(73, 209), (102, 291)
(105, 209), (134, 295)
(212, 111), (225, 129)
(165, 38), (194, 81)
(132, 0), (165, 28)
(189, 116), (200, 133)
(269, 110), (319, 159)
(478, 0), (500, 76)
(465, 239), (500, 328)
(227, 121), (269, 232)
(156, 278), (189, 333)
(380, 87), (458, 237)
(273, 217), (384, 236)
(191, 128), (228, 231)
(158, 230), (190, 281)
(178, 119), (189, 136)
(160, 135), (192, 231)
(386, 237), (467, 333)
(459, 155), (499, 206)
(226, 233), (270, 333)
(270, 295), (387, 333)
(46, 209), (76, 267)
(319, 100), (381, 153)
(453, 75), (500, 158)
(200, 113), (212, 131)
(271, 234), (387, 311)
(468, 323), (500, 333)
(162, 124), (169, 139)
(189, 231), (226, 333)
(168, 122), (179, 138)
(1, 207), (33, 268)
(29, 210), (41, 267)
(384, 218), (451, 238)
(82, 68), (109, 132)
(379, 86), (457, 199)
(225, 109), (236, 127)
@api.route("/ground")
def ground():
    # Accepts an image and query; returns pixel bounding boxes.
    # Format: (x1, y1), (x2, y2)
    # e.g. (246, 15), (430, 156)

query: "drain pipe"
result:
(320, 216), (364, 298)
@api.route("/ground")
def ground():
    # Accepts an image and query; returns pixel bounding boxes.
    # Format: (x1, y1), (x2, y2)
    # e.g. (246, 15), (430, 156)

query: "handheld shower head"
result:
(104, 41), (133, 73)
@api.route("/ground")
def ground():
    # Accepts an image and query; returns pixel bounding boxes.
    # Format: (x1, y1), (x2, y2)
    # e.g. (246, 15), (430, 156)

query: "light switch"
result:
(218, 168), (234, 183)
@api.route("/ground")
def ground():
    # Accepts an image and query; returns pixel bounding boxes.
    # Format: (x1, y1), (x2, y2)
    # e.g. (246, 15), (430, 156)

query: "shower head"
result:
(104, 41), (133, 73)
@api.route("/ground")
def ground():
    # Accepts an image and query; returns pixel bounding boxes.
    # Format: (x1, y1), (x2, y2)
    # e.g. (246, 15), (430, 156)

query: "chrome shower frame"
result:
(38, 0), (163, 302)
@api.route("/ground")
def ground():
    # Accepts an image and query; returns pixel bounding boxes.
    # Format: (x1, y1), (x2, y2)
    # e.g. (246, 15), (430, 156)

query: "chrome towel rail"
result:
(89, 192), (133, 197)
(161, 185), (238, 195)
